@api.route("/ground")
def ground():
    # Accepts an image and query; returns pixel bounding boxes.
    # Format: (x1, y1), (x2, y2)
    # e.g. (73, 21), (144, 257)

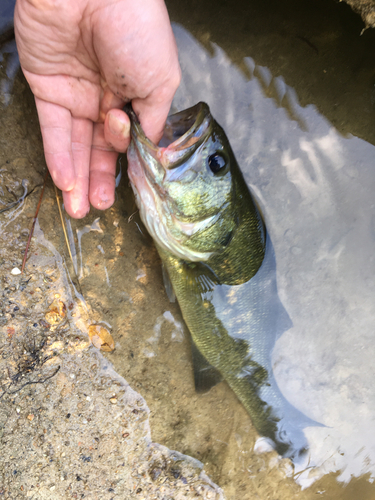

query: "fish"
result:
(125, 102), (316, 457)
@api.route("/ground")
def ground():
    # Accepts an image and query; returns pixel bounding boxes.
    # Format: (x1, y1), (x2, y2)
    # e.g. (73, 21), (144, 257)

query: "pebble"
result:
(11, 268), (21, 275)
(254, 437), (275, 454)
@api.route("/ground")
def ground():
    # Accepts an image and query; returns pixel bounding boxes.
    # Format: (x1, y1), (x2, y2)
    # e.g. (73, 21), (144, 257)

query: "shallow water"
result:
(164, 0), (375, 494)
(168, 19), (375, 485)
(2, 0), (375, 498)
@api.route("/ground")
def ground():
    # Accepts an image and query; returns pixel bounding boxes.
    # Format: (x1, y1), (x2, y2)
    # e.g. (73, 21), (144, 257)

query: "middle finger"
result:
(89, 122), (118, 211)
(63, 117), (93, 218)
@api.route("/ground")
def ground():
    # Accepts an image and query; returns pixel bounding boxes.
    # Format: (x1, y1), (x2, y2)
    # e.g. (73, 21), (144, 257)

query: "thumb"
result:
(104, 109), (131, 152)
(132, 89), (177, 145)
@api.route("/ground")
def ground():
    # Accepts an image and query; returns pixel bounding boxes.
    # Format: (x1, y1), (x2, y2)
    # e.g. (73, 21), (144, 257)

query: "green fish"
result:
(126, 102), (314, 457)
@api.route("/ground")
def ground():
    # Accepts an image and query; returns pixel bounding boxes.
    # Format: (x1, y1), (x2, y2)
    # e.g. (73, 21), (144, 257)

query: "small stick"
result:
(54, 185), (85, 298)
(21, 171), (49, 274)
(53, 184), (74, 265)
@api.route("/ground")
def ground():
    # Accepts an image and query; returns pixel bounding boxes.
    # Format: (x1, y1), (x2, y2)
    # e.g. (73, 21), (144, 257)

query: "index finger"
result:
(35, 97), (75, 191)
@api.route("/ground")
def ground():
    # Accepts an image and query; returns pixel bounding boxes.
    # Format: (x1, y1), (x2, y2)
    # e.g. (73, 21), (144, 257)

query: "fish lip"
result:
(125, 102), (213, 172)
(125, 104), (159, 156)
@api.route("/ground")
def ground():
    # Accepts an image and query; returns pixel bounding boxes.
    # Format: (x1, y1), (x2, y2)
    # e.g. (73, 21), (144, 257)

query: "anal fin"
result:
(191, 341), (223, 393)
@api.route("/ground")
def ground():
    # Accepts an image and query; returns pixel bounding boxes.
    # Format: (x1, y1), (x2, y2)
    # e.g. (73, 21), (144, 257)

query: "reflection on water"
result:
(171, 22), (375, 488)
(0, 0), (18, 106)
(144, 311), (184, 358)
(0, 0), (14, 40)
(76, 217), (104, 279)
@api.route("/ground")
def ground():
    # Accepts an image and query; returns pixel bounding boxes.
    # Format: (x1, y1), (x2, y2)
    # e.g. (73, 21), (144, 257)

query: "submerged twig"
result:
(21, 171), (49, 274)
(0, 182), (45, 214)
(0, 180), (27, 214)
(54, 185), (85, 298)
(8, 366), (61, 395)
(54, 184), (74, 265)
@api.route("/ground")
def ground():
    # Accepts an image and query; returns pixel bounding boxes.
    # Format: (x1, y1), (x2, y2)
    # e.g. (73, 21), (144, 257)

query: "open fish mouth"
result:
(125, 102), (213, 174)
(159, 102), (211, 150)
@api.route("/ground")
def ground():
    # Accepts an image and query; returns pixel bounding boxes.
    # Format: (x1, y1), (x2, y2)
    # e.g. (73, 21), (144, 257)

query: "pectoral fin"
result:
(161, 263), (176, 303)
(191, 341), (223, 393)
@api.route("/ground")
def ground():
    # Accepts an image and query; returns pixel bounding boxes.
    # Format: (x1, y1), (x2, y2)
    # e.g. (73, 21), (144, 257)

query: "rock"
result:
(343, 0), (375, 28)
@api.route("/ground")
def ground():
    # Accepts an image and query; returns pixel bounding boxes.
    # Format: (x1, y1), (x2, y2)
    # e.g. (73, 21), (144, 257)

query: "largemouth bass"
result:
(126, 102), (314, 457)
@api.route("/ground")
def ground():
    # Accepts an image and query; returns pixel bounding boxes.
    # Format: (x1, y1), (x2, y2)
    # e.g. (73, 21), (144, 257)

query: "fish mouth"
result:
(125, 102), (213, 178)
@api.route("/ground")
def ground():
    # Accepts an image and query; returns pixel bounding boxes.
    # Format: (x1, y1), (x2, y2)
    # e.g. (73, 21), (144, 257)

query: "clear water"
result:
(164, 0), (375, 493)
(170, 20), (375, 485)
(3, 0), (375, 498)
(0, 0), (14, 34)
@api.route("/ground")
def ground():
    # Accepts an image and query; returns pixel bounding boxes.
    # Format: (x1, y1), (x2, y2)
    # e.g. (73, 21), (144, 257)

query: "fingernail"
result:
(108, 113), (130, 137)
(95, 186), (113, 209)
(70, 195), (90, 219)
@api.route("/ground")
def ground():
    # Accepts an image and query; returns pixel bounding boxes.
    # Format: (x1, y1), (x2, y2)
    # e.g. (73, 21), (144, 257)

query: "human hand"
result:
(14, 0), (181, 218)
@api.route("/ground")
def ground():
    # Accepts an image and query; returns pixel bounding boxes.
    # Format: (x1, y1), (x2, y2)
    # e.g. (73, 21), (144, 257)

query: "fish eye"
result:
(208, 153), (228, 175)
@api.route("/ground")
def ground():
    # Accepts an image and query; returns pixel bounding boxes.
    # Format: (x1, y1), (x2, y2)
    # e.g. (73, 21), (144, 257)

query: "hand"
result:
(14, 0), (181, 218)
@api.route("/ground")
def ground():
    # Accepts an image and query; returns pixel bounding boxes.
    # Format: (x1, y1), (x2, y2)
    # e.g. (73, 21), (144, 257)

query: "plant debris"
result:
(88, 324), (115, 352)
